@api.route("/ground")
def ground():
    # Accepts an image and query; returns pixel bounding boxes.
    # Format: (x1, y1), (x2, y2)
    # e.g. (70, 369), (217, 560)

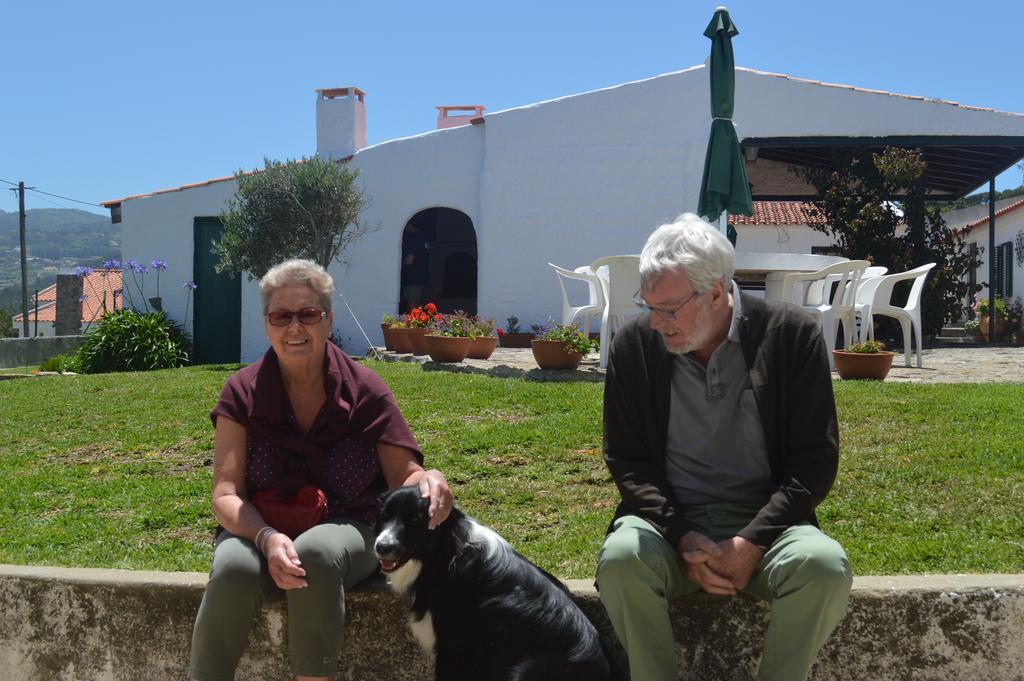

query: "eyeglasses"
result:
(266, 307), (327, 327)
(632, 289), (701, 321)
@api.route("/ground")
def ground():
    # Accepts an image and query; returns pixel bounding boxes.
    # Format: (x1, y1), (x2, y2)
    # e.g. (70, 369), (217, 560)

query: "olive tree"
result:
(214, 156), (375, 279)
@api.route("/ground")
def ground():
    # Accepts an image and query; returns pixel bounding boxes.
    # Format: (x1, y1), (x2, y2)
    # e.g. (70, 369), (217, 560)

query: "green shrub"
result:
(74, 309), (191, 373)
(38, 353), (81, 373)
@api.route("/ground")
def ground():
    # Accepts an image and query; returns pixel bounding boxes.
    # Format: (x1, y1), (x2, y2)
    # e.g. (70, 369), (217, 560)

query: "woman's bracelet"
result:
(254, 526), (279, 555)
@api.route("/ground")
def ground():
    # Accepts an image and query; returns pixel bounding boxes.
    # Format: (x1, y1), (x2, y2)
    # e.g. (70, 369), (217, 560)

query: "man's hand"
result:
(263, 533), (307, 590)
(706, 536), (765, 590)
(677, 531), (736, 595)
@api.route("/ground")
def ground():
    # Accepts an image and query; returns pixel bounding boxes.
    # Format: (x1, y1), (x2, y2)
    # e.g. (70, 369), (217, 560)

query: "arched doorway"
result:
(399, 208), (477, 315)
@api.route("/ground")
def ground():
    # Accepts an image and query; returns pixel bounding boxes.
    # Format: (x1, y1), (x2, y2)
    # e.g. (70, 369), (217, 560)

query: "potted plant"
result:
(963, 318), (982, 342)
(404, 303), (441, 355)
(833, 339), (895, 380)
(466, 316), (498, 360)
(425, 312), (473, 363)
(380, 313), (399, 351)
(531, 322), (594, 370)
(497, 316), (535, 348)
(971, 295), (1010, 341)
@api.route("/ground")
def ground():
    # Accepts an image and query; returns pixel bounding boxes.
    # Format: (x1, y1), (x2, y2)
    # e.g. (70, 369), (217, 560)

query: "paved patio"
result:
(371, 344), (1024, 384)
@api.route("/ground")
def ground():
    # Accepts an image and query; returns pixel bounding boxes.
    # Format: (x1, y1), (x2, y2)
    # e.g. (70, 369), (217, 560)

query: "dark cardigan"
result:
(602, 292), (839, 549)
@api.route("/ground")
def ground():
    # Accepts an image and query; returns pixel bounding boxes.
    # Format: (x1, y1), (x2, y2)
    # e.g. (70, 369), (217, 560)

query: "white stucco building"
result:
(957, 199), (1024, 306)
(102, 66), (1024, 363)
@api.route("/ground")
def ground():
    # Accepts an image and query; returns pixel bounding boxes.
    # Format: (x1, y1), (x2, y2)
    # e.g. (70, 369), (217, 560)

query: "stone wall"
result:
(0, 565), (1021, 681)
(0, 335), (85, 369)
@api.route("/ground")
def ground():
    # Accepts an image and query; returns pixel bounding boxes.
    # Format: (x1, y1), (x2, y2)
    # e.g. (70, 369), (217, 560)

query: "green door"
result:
(193, 217), (241, 364)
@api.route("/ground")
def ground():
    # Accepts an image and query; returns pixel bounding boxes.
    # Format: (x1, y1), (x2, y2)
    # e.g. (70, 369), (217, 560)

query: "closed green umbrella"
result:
(697, 6), (752, 246)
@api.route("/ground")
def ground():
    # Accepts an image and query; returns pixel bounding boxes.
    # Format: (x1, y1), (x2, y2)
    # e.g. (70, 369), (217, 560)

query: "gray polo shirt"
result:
(665, 281), (773, 505)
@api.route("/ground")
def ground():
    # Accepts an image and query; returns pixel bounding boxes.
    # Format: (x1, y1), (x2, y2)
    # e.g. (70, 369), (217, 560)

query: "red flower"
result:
(496, 328), (505, 337)
(424, 302), (437, 315)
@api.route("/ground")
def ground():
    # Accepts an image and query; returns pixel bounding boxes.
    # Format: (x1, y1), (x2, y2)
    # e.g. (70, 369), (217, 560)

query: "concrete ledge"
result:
(1, 565), (1022, 680)
(0, 335), (84, 369)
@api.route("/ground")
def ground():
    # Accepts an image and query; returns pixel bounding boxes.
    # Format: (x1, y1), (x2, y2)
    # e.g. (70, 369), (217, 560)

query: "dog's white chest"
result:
(386, 558), (422, 595)
(407, 610), (436, 653)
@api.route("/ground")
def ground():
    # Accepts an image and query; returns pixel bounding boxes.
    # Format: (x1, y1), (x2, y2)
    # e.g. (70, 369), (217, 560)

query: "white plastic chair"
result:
(590, 255), (643, 369)
(547, 263), (605, 338)
(855, 263), (935, 368)
(781, 260), (870, 370)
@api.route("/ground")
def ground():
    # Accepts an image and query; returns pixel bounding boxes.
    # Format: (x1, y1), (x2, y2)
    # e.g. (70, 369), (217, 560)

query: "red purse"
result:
(251, 485), (328, 539)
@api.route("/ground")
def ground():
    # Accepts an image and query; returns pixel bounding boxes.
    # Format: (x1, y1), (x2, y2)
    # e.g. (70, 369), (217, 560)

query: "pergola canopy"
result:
(741, 135), (1024, 201)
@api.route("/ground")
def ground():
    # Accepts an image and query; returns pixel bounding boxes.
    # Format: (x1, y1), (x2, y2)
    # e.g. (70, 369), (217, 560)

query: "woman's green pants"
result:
(188, 519), (378, 681)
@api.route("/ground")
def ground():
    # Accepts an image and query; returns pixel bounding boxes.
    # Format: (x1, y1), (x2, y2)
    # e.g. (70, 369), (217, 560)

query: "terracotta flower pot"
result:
(979, 315), (1008, 341)
(832, 350), (895, 380)
(407, 327), (431, 355)
(389, 327), (412, 353)
(380, 323), (397, 351)
(425, 335), (472, 363)
(531, 339), (583, 370)
(467, 336), (498, 360)
(499, 333), (535, 349)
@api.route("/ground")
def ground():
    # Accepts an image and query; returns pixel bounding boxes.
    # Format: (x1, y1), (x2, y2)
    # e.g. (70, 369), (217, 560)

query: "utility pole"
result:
(9, 181), (30, 338)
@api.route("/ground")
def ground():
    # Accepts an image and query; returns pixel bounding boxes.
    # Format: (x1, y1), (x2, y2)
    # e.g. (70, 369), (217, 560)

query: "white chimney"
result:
(315, 87), (367, 160)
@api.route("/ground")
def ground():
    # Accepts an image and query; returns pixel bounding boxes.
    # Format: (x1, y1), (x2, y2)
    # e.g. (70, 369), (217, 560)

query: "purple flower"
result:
(124, 259), (148, 274)
(78, 295), (89, 303)
(183, 280), (198, 290)
(150, 259), (168, 271)
(73, 266), (94, 278)
(102, 259), (121, 270)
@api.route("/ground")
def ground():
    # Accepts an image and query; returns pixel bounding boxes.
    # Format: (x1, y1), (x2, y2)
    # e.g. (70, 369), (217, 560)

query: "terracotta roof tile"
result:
(728, 201), (826, 226)
(965, 198), (1024, 232)
(13, 269), (123, 325)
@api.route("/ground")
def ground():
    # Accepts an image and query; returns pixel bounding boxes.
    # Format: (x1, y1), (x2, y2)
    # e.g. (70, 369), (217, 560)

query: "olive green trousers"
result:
(188, 519), (378, 681)
(596, 506), (852, 681)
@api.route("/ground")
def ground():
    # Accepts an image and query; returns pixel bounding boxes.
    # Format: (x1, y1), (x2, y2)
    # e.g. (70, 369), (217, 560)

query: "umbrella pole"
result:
(719, 211), (729, 237)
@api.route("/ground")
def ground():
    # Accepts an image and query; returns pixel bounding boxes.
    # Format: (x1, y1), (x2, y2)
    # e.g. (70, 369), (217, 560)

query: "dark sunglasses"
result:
(266, 307), (327, 327)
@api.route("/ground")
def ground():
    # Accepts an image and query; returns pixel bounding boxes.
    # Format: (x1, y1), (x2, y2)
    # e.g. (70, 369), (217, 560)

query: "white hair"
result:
(259, 259), (334, 313)
(639, 213), (735, 293)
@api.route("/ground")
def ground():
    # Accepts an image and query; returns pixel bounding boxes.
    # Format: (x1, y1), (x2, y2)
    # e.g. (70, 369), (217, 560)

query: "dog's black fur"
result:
(374, 485), (620, 681)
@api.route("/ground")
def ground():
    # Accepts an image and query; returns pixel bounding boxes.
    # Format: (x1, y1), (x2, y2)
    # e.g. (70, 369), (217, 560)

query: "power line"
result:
(1, 176), (101, 207)
(26, 187), (101, 208)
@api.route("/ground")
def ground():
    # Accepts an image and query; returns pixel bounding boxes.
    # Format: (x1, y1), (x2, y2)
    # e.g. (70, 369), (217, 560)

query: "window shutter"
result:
(993, 244), (1003, 297)
(1001, 242), (1013, 297)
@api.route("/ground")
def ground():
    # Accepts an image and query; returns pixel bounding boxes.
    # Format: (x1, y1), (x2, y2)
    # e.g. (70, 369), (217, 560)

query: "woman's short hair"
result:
(639, 213), (735, 293)
(259, 259), (334, 313)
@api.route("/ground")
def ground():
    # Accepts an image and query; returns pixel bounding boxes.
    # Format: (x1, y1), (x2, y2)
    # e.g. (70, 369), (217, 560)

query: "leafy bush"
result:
(74, 308), (190, 373)
(38, 353), (81, 373)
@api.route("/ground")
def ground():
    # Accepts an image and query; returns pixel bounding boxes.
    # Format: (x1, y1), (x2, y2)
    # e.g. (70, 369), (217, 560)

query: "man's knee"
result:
(783, 540), (853, 598)
(597, 522), (673, 591)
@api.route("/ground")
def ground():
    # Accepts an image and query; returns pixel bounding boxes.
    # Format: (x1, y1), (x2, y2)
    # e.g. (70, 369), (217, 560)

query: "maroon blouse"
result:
(211, 343), (422, 526)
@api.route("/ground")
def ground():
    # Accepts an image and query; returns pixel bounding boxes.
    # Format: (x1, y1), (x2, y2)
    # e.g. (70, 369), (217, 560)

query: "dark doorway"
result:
(399, 208), (477, 315)
(193, 217), (241, 364)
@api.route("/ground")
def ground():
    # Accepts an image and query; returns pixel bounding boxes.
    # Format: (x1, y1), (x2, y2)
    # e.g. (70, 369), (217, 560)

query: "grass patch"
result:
(0, 362), (1021, 578)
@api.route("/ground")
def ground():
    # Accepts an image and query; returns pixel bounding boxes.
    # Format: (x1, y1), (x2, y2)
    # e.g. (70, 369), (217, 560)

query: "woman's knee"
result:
(208, 543), (265, 594)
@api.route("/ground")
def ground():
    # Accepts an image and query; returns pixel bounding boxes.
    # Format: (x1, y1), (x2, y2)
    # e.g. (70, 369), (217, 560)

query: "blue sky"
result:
(2, 1), (1023, 217)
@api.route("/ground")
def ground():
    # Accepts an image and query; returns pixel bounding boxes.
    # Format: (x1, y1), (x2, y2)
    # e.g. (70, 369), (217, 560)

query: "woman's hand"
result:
(262, 532), (308, 590)
(418, 469), (453, 529)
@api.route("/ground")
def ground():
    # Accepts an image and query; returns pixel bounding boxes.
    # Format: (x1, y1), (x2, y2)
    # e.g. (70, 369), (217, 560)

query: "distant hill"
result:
(0, 208), (120, 315)
(936, 184), (1024, 213)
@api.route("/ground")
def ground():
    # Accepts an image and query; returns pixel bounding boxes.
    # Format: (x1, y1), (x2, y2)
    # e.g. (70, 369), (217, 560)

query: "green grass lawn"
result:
(0, 361), (1021, 578)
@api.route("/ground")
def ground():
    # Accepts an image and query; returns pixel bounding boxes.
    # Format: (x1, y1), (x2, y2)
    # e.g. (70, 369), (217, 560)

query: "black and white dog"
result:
(374, 485), (620, 681)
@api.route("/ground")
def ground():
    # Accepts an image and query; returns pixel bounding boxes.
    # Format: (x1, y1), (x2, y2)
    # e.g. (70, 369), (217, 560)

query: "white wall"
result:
(734, 223), (835, 254)
(963, 207), (1024, 303)
(115, 65), (1024, 361)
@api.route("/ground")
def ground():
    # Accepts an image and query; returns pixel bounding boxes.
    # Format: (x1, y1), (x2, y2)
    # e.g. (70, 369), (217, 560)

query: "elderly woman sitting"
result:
(189, 259), (452, 681)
